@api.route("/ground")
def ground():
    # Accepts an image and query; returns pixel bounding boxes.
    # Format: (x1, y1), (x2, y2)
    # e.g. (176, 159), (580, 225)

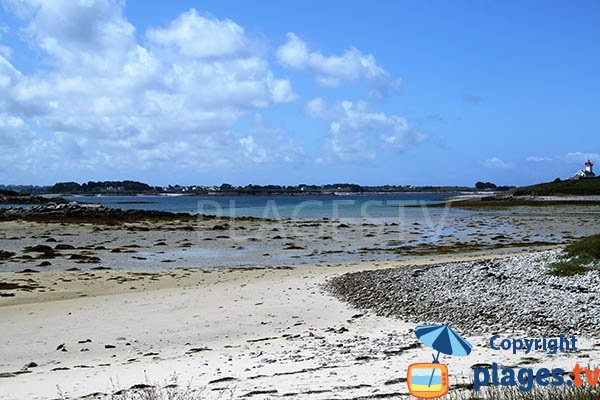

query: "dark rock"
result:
(54, 244), (75, 250)
(23, 245), (55, 255)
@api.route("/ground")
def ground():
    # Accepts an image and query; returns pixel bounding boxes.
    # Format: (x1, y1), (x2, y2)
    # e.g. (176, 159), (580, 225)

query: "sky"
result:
(0, 0), (599, 187)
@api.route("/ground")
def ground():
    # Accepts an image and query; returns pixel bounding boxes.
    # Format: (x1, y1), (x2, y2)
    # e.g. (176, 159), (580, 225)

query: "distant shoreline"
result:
(61, 190), (469, 197)
(425, 194), (600, 208)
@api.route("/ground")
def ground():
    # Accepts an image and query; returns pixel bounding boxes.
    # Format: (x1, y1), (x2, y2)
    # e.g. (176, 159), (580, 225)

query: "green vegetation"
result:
(513, 177), (600, 196)
(548, 258), (596, 276)
(50, 180), (156, 194)
(565, 233), (600, 259)
(548, 234), (600, 276)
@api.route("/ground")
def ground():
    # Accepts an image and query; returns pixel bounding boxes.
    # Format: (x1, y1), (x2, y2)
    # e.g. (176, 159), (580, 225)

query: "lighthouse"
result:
(572, 160), (596, 179)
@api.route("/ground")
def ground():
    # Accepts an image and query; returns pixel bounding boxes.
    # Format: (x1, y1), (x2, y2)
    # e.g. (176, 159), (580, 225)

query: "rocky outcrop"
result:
(0, 202), (196, 223)
(0, 190), (66, 205)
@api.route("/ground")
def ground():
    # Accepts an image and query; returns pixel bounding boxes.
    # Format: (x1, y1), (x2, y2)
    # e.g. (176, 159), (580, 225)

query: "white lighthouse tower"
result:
(572, 159), (596, 179)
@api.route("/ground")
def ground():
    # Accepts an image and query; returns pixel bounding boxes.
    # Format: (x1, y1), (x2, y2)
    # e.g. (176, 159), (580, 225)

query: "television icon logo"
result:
(407, 362), (449, 398)
(407, 324), (472, 398)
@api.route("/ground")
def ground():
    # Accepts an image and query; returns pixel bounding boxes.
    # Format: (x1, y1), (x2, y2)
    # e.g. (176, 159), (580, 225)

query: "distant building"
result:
(572, 160), (596, 179)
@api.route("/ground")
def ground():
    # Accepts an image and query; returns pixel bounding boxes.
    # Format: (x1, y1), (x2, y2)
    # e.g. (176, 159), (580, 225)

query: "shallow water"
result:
(64, 193), (455, 219)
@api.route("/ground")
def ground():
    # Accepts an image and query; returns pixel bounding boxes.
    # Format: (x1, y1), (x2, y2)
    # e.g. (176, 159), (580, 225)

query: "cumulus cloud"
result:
(305, 98), (425, 162)
(146, 9), (249, 59)
(0, 113), (36, 149)
(483, 157), (514, 169)
(276, 32), (397, 95)
(0, 1), (298, 181)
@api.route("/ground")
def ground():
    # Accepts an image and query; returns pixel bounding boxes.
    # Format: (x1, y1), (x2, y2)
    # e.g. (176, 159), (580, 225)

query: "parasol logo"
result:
(407, 324), (472, 399)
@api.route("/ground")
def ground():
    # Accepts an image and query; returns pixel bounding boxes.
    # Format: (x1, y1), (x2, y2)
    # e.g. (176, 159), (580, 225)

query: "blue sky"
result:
(0, 0), (598, 186)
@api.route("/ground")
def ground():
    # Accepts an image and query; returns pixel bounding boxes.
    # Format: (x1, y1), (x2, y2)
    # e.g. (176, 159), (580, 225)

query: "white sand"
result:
(2, 252), (598, 399)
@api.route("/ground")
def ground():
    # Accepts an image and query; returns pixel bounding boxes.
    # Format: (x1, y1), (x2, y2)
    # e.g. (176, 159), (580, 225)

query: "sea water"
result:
(64, 193), (457, 220)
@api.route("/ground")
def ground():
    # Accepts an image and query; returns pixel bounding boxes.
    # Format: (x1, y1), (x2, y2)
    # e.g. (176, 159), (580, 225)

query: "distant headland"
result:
(0, 180), (514, 196)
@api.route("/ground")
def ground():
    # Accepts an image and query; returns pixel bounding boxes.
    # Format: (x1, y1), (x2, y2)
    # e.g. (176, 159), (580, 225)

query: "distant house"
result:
(571, 160), (596, 180)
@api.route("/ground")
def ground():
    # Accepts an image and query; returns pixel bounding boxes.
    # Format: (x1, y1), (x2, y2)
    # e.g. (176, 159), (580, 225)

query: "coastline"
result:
(432, 194), (600, 208)
(1, 202), (599, 399)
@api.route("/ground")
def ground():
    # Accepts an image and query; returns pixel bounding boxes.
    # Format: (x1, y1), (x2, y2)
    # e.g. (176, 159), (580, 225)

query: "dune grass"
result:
(451, 384), (600, 400)
(548, 234), (600, 276)
(56, 384), (600, 400)
(55, 376), (219, 400)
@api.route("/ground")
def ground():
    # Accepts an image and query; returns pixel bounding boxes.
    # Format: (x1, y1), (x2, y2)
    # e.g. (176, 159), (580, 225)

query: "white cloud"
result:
(0, 24), (10, 58)
(249, 113), (305, 165)
(566, 152), (600, 164)
(483, 157), (514, 169)
(146, 9), (248, 59)
(526, 156), (553, 162)
(306, 98), (425, 162)
(276, 32), (396, 93)
(0, 113), (36, 149)
(239, 136), (267, 163)
(0, 1), (298, 181)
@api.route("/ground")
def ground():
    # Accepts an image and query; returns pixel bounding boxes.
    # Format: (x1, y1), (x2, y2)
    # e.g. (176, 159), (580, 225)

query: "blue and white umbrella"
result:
(415, 324), (472, 386)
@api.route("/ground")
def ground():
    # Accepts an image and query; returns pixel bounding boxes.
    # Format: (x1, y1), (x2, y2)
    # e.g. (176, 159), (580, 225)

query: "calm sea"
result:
(64, 193), (458, 220)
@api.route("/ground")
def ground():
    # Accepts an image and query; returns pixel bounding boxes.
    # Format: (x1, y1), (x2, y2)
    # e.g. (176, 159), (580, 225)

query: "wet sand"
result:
(1, 204), (599, 272)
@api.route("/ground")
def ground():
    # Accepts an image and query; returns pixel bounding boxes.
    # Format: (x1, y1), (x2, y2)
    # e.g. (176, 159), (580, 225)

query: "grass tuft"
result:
(450, 384), (600, 400)
(548, 234), (600, 276)
(55, 375), (225, 400)
(565, 234), (600, 260)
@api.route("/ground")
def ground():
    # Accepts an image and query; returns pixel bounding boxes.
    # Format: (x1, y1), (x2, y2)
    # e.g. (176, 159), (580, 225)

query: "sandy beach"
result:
(1, 205), (600, 399)
(4, 251), (600, 400)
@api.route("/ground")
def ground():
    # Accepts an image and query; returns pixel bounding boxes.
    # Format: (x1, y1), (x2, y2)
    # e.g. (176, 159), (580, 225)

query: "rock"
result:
(186, 347), (211, 353)
(208, 376), (238, 384)
(284, 245), (305, 250)
(0, 202), (197, 223)
(471, 363), (494, 369)
(54, 244), (75, 250)
(23, 245), (55, 256)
